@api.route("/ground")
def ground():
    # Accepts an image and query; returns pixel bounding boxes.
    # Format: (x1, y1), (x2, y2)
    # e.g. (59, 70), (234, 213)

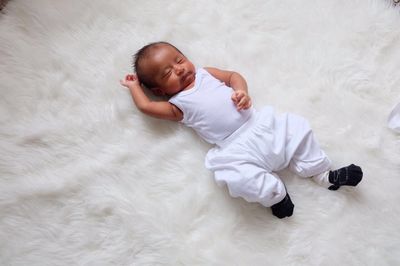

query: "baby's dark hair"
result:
(133, 41), (183, 89)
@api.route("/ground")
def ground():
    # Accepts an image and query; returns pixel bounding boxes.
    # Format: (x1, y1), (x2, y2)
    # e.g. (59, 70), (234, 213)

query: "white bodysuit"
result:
(169, 68), (332, 207)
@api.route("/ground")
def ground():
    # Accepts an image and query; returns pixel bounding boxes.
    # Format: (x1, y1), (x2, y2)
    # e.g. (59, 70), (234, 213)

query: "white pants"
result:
(205, 107), (331, 207)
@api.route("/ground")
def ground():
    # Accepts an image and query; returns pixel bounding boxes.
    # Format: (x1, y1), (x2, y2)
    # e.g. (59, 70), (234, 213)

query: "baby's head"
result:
(133, 42), (196, 96)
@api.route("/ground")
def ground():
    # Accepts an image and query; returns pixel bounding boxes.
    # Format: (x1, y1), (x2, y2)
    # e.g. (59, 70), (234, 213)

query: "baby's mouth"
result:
(181, 72), (192, 83)
(180, 72), (195, 90)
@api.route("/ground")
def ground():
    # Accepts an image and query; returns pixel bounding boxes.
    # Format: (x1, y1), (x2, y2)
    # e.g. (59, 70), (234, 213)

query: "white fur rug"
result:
(1, 0), (400, 265)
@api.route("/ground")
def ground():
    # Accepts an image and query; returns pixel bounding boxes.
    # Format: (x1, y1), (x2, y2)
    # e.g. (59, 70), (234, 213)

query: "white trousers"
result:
(205, 107), (332, 207)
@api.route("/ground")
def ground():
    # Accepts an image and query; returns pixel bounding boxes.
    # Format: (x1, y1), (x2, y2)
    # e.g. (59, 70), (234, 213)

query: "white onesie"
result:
(169, 68), (331, 207)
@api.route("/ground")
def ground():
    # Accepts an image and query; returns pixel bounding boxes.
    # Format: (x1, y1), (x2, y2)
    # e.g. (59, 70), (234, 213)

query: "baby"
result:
(120, 41), (363, 219)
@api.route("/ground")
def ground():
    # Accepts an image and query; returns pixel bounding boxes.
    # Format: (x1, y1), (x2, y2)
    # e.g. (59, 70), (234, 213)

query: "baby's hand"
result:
(231, 90), (252, 110)
(120, 74), (139, 88)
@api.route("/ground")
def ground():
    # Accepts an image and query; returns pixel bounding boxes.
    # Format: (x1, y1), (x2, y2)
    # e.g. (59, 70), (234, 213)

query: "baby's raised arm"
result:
(120, 74), (183, 121)
(204, 67), (252, 111)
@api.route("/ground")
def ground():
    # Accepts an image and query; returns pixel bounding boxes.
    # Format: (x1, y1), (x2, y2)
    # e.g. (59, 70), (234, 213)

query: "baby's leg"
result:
(289, 131), (363, 189)
(305, 165), (363, 190)
(288, 131), (332, 183)
(213, 165), (294, 218)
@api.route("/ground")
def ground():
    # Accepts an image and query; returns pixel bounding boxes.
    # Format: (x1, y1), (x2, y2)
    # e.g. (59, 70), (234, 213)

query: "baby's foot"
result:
(328, 164), (363, 190)
(271, 193), (294, 218)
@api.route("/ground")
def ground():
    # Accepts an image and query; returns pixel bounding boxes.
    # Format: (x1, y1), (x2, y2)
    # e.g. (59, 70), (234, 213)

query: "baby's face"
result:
(144, 44), (196, 96)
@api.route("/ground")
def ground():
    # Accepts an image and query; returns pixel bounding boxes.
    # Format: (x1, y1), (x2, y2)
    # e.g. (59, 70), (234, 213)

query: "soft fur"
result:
(1, 0), (400, 265)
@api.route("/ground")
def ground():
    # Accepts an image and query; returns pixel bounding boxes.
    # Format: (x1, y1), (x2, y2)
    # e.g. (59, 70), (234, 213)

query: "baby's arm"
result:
(204, 67), (252, 110)
(120, 74), (183, 121)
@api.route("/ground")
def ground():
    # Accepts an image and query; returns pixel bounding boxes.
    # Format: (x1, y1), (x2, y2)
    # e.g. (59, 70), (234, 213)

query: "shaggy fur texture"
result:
(1, 0), (400, 265)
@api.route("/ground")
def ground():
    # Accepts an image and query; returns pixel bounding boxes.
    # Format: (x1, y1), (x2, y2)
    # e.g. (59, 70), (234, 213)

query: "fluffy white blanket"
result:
(1, 0), (400, 265)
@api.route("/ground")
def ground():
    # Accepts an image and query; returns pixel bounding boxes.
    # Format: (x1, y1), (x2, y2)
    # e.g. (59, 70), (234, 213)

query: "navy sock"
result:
(271, 193), (294, 218)
(328, 164), (363, 190)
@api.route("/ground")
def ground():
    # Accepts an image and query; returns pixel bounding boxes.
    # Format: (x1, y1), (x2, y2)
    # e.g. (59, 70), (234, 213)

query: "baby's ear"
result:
(151, 88), (165, 96)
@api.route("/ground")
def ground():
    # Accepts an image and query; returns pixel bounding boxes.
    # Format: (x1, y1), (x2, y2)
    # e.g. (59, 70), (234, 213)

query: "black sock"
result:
(271, 193), (294, 218)
(328, 164), (363, 190)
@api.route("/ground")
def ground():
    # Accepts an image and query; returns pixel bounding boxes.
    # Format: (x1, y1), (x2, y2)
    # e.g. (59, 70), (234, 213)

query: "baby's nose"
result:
(175, 66), (184, 75)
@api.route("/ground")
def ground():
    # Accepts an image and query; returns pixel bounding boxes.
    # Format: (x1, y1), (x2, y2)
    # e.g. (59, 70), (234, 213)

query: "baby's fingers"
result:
(237, 96), (252, 110)
(233, 91), (245, 101)
(231, 92), (238, 103)
(120, 79), (128, 87)
(237, 95), (247, 105)
(244, 99), (252, 109)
